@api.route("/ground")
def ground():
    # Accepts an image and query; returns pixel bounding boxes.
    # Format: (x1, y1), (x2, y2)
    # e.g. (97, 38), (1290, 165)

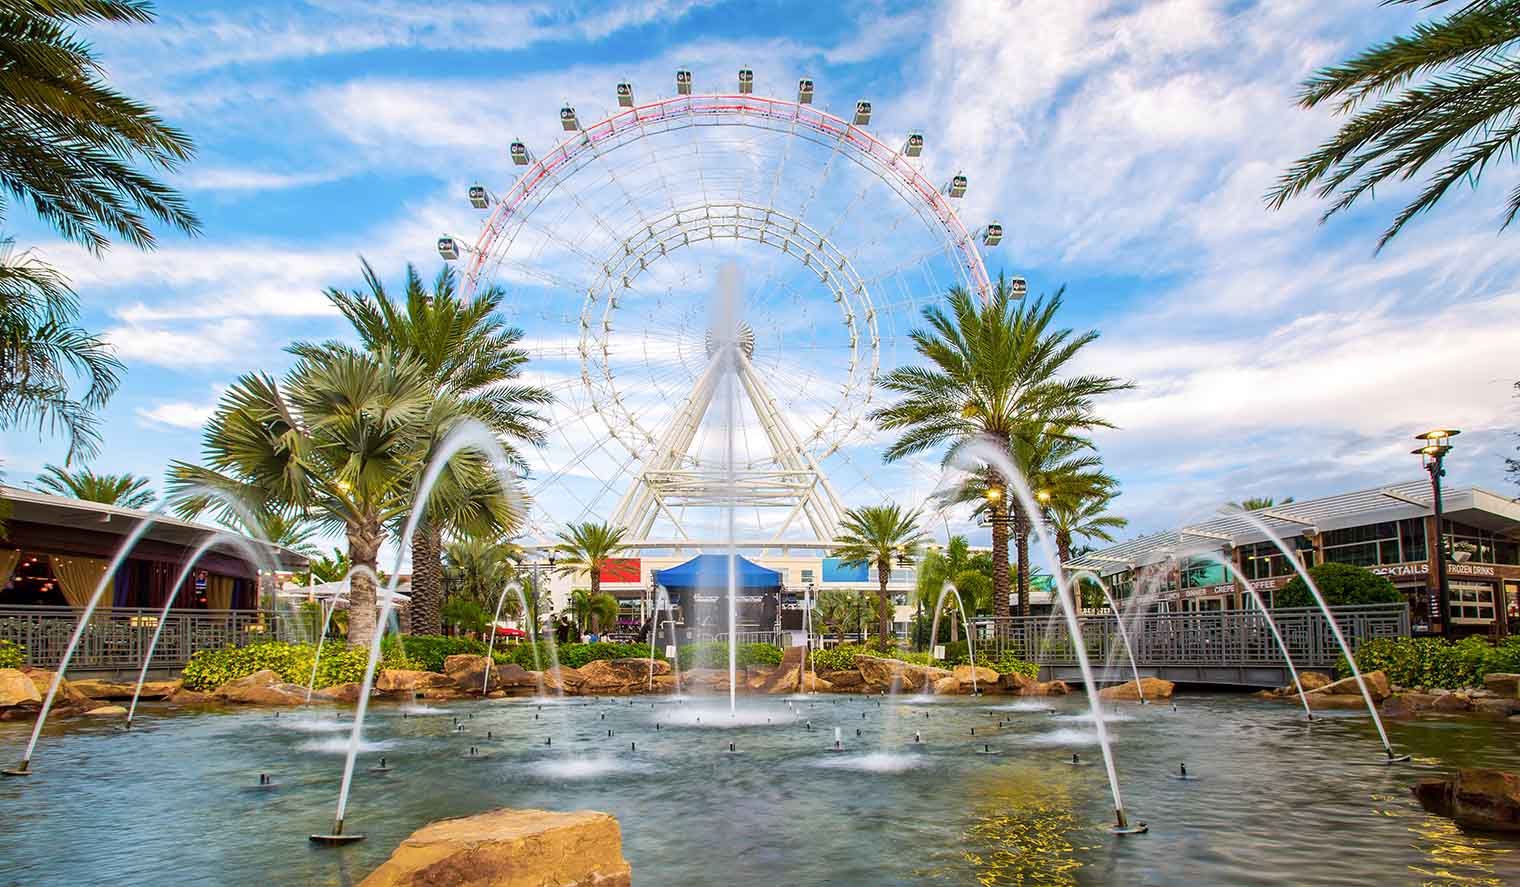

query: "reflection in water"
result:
(956, 768), (1099, 886)
(1409, 814), (1516, 886)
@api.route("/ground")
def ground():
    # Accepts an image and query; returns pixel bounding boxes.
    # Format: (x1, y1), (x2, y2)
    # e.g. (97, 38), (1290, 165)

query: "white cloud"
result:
(180, 167), (342, 192)
(136, 400), (216, 429)
(106, 318), (260, 368)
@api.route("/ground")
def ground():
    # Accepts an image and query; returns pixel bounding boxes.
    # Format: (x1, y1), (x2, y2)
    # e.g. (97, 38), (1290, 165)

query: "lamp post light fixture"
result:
(1413, 429), (1460, 639)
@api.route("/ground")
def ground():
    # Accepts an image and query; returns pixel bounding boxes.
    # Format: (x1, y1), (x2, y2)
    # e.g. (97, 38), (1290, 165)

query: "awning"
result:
(653, 554), (782, 593)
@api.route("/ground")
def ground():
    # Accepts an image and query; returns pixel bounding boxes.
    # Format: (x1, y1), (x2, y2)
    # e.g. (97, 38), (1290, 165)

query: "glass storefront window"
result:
(1443, 520), (1520, 565)
(1449, 583), (1495, 624)
(1322, 519), (1427, 567)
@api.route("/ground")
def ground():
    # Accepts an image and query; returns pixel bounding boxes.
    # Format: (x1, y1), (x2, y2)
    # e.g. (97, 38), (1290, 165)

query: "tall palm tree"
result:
(552, 521), (629, 601)
(872, 278), (1131, 620)
(569, 588), (619, 636)
(0, 242), (122, 462)
(1269, 1), (1520, 250)
(0, 0), (198, 253)
(290, 260), (550, 634)
(32, 462), (152, 508)
(443, 535), (521, 613)
(832, 504), (929, 650)
(1047, 487), (1127, 567)
(166, 348), (443, 648)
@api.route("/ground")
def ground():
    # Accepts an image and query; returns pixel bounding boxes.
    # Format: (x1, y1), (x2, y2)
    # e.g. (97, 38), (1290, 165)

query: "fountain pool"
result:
(2, 693), (1518, 885)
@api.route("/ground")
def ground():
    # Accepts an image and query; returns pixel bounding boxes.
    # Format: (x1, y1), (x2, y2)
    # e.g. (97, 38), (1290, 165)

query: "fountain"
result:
(1067, 569), (1146, 704)
(1226, 510), (1407, 760)
(646, 585), (682, 695)
(951, 436), (1146, 834)
(927, 581), (979, 694)
(481, 581), (520, 695)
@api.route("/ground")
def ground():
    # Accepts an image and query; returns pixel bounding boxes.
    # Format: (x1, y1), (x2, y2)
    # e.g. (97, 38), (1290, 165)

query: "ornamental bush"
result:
(1273, 562), (1402, 609)
(806, 642), (1035, 678)
(496, 641), (656, 670)
(676, 641), (783, 671)
(0, 639), (23, 669)
(396, 634), (487, 672)
(1338, 635), (1520, 689)
(181, 640), (417, 691)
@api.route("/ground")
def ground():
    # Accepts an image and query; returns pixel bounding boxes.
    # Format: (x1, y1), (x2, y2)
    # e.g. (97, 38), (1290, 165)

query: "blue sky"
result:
(4, 0), (1519, 558)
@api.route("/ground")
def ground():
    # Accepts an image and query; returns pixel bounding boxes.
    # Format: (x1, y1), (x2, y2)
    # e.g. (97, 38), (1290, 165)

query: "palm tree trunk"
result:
(346, 522), (384, 648)
(991, 500), (1011, 620)
(1014, 503), (1031, 618)
(876, 557), (892, 651)
(409, 520), (443, 636)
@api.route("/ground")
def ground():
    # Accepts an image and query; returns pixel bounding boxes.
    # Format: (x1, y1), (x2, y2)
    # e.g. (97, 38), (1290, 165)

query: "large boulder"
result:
(1413, 769), (1520, 832)
(821, 670), (863, 690)
(953, 665), (997, 693)
(1310, 670), (1391, 703)
(1298, 671), (1333, 692)
(932, 675), (960, 695)
(1381, 692), (1443, 719)
(314, 682), (369, 704)
(799, 671), (833, 693)
(1098, 677), (1175, 702)
(24, 668), (93, 709)
(358, 807), (632, 887)
(748, 665), (798, 694)
(167, 688), (214, 706)
(1483, 673), (1520, 699)
(1033, 680), (1070, 696)
(71, 678), (181, 700)
(0, 668), (42, 709)
(1430, 691), (1473, 713)
(213, 669), (307, 706)
(541, 666), (585, 695)
(84, 704), (127, 718)
(1473, 698), (1520, 718)
(852, 655), (950, 693)
(998, 672), (1039, 695)
(578, 658), (665, 695)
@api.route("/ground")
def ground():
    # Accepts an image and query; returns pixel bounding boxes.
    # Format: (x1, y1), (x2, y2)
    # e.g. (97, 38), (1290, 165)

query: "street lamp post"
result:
(1414, 429), (1460, 639)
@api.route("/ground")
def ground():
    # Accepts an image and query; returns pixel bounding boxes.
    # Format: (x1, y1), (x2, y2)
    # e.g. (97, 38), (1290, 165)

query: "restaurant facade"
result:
(1066, 480), (1520, 638)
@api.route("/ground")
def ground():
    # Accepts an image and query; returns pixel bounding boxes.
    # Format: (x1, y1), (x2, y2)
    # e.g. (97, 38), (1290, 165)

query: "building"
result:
(1065, 480), (1520, 638)
(1, 486), (308, 611)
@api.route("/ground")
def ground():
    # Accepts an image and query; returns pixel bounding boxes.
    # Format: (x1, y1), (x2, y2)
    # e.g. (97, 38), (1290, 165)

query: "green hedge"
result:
(0, 639), (23, 670)
(807, 642), (1035, 678)
(1275, 562), (1402, 609)
(675, 642), (783, 671)
(396, 635), (487, 672)
(181, 640), (417, 691)
(494, 641), (656, 671)
(1338, 636), (1520, 689)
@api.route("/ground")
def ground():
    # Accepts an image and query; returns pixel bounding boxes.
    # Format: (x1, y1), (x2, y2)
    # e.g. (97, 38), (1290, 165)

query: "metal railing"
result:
(974, 604), (1409, 670)
(705, 630), (780, 646)
(0, 606), (303, 672)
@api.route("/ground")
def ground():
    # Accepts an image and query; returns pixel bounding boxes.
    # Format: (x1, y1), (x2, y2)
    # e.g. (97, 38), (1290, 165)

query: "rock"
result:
(1298, 671), (1333, 691)
(1473, 698), (1520, 717)
(953, 665), (997, 692)
(84, 705), (127, 717)
(358, 807), (632, 887)
(23, 669), (93, 709)
(1430, 692), (1473, 713)
(1032, 680), (1070, 696)
(167, 688), (214, 705)
(1484, 673), (1520, 699)
(1412, 769), (1520, 832)
(578, 659), (667, 695)
(799, 671), (833, 693)
(0, 668), (42, 708)
(679, 669), (730, 693)
(213, 669), (307, 706)
(750, 665), (803, 694)
(852, 655), (950, 693)
(932, 676), (960, 695)
(821, 670), (863, 689)
(999, 672), (1039, 695)
(314, 682), (368, 703)
(71, 678), (181, 700)
(541, 666), (585, 695)
(377, 669), (446, 693)
(1098, 677), (1174, 702)
(778, 645), (807, 669)
(1311, 670), (1391, 702)
(1381, 692), (1443, 719)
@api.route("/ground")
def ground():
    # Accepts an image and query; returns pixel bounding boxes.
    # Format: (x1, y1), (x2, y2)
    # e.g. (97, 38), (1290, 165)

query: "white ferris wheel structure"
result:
(439, 70), (1009, 552)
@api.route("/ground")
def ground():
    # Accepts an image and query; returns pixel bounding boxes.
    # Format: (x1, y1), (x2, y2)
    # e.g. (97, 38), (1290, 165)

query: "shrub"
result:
(1339, 635), (1520, 689)
(181, 640), (416, 691)
(803, 642), (1038, 676)
(395, 634), (487, 672)
(1274, 562), (1402, 609)
(676, 642), (783, 671)
(0, 639), (23, 669)
(496, 641), (655, 671)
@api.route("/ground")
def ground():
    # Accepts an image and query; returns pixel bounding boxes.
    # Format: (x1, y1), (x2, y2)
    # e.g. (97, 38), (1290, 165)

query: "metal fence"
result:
(0, 606), (303, 672)
(974, 604), (1409, 670)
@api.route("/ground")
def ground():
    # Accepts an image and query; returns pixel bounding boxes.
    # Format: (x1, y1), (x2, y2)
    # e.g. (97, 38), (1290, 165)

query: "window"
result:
(800, 569), (815, 585)
(1322, 519), (1426, 567)
(1449, 582), (1496, 624)
(1239, 539), (1312, 580)
(1111, 570), (1135, 600)
(1443, 520), (1520, 565)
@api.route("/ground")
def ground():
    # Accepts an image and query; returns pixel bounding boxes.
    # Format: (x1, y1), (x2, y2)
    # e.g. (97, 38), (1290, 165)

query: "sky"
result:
(3, 0), (1519, 562)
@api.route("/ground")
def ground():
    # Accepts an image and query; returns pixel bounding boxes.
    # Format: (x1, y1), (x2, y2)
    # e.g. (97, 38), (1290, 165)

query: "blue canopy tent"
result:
(654, 554), (781, 638)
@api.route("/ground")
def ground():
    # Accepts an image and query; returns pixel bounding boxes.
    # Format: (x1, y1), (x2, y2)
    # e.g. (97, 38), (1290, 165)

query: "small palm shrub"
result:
(0, 639), (23, 669)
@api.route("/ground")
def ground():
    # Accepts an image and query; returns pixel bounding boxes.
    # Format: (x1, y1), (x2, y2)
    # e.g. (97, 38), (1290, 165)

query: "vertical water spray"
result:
(482, 581), (521, 695)
(714, 262), (743, 714)
(1068, 569), (1145, 703)
(952, 437), (1145, 834)
(927, 582), (979, 693)
(1225, 511), (1405, 759)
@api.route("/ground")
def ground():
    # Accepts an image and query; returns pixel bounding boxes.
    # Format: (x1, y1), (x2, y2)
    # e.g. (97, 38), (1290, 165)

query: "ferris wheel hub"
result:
(705, 322), (756, 359)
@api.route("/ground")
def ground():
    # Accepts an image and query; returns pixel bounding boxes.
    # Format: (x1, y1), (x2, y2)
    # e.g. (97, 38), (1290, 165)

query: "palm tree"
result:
(32, 462), (152, 508)
(1269, 1), (1520, 250)
(222, 508), (323, 558)
(307, 548), (351, 584)
(1047, 488), (1127, 567)
(832, 504), (929, 650)
(569, 588), (618, 636)
(443, 536), (521, 613)
(0, 0), (198, 253)
(290, 260), (550, 635)
(872, 278), (1131, 621)
(1235, 496), (1294, 511)
(913, 536), (984, 645)
(552, 521), (629, 601)
(0, 242), (123, 462)
(167, 348), (442, 648)
(814, 589), (866, 645)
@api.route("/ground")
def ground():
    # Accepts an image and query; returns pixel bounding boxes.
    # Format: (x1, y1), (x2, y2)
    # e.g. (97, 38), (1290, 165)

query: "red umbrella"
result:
(494, 626), (527, 638)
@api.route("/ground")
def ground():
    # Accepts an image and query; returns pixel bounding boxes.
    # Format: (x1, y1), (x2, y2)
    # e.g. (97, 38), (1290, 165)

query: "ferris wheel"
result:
(439, 70), (1003, 548)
